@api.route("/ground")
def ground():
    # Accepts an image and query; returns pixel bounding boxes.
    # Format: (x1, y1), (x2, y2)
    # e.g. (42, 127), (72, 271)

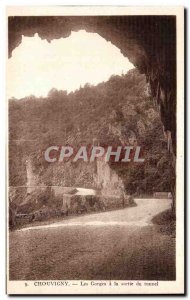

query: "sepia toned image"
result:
(7, 6), (184, 295)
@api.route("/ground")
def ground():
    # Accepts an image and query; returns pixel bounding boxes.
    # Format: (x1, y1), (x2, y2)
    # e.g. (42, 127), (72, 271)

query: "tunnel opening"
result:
(8, 15), (177, 222)
(8, 15), (176, 151)
(8, 29), (135, 98)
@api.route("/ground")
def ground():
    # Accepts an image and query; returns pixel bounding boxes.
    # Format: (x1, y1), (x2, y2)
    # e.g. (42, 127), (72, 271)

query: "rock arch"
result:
(8, 15), (176, 209)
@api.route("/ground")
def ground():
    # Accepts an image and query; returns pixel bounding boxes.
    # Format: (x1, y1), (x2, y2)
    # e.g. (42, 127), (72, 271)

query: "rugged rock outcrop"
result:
(95, 159), (125, 197)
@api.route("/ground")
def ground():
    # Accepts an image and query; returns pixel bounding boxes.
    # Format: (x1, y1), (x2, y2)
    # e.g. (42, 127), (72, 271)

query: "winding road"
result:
(9, 198), (175, 280)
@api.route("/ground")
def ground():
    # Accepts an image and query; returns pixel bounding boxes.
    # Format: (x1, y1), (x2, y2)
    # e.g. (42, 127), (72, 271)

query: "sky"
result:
(7, 30), (134, 99)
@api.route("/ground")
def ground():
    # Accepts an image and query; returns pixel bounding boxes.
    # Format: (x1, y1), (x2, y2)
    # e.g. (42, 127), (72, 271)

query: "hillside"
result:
(9, 69), (174, 215)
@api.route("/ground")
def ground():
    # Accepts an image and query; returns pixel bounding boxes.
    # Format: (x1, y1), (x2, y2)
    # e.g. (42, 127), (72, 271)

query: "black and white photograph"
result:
(6, 6), (184, 295)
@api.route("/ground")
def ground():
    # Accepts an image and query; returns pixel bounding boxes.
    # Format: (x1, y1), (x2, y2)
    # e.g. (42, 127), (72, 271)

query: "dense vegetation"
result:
(9, 69), (173, 198)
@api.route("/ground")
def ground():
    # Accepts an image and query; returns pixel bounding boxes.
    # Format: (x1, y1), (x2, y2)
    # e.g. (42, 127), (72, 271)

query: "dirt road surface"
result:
(9, 198), (175, 280)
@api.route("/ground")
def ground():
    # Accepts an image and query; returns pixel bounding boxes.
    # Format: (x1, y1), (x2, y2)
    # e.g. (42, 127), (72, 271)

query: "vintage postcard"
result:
(7, 6), (184, 295)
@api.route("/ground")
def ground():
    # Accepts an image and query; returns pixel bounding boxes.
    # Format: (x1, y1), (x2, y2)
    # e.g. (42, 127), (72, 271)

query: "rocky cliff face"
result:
(95, 159), (125, 198)
(26, 158), (38, 194)
(25, 156), (125, 199)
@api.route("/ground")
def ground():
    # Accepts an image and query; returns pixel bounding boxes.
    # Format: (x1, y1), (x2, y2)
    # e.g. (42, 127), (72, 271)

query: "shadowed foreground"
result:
(9, 199), (175, 280)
